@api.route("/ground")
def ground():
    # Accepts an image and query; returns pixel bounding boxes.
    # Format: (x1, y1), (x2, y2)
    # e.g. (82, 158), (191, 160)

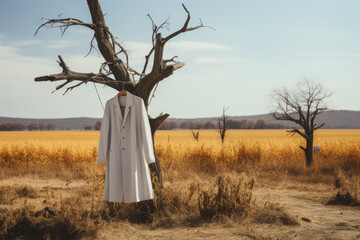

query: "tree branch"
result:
(135, 4), (209, 105)
(163, 4), (208, 44)
(313, 122), (325, 130)
(34, 55), (132, 94)
(149, 113), (170, 135)
(85, 0), (130, 82)
(287, 129), (310, 140)
(34, 17), (95, 37)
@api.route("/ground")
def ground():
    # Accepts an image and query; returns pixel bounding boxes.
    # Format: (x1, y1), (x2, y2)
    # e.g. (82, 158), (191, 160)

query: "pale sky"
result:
(0, 0), (359, 119)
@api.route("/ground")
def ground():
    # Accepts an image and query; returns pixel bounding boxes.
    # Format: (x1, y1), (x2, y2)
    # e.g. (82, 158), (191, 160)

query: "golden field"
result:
(0, 129), (360, 239)
(1, 129), (359, 175)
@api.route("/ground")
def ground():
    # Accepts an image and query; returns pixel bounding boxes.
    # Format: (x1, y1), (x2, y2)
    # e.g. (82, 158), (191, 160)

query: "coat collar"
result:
(110, 91), (134, 126)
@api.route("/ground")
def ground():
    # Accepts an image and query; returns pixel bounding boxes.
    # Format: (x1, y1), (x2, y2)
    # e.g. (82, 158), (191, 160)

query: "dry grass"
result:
(0, 205), (98, 240)
(0, 129), (359, 239)
(0, 185), (38, 204)
(1, 129), (359, 176)
(251, 202), (300, 226)
(327, 170), (360, 206)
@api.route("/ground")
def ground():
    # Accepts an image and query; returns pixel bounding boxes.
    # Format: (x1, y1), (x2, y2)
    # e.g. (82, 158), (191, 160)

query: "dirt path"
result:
(252, 187), (360, 239)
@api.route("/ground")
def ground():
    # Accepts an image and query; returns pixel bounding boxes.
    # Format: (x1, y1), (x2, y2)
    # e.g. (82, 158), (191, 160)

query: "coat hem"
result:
(103, 196), (154, 203)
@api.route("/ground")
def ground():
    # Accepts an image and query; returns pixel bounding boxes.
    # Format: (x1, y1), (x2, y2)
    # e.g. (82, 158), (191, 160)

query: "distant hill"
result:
(163, 110), (360, 129)
(0, 117), (100, 130)
(0, 110), (359, 130)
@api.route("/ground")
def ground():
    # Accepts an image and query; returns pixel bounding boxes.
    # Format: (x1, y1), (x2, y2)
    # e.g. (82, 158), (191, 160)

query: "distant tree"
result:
(159, 120), (170, 130)
(0, 122), (26, 131)
(179, 121), (188, 129)
(226, 119), (241, 129)
(169, 121), (178, 130)
(217, 107), (228, 143)
(186, 121), (196, 129)
(38, 123), (46, 131)
(254, 119), (269, 129)
(194, 121), (205, 129)
(240, 119), (249, 129)
(247, 121), (255, 129)
(94, 121), (101, 130)
(159, 120), (178, 130)
(204, 121), (216, 129)
(84, 126), (93, 130)
(45, 123), (56, 130)
(272, 79), (332, 167)
(27, 123), (39, 131)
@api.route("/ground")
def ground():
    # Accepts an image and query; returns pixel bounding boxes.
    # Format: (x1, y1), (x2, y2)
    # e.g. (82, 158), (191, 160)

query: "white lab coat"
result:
(97, 92), (156, 203)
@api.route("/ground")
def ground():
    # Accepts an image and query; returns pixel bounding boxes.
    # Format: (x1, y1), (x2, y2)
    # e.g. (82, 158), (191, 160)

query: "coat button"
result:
(122, 148), (125, 150)
(122, 137), (125, 139)
(122, 126), (125, 129)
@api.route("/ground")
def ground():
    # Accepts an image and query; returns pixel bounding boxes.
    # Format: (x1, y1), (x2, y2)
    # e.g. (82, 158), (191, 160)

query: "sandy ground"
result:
(251, 187), (360, 240)
(1, 177), (360, 240)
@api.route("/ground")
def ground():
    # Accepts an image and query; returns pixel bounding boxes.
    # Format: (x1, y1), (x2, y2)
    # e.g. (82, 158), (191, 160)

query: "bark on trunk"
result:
(305, 137), (313, 167)
(148, 130), (162, 184)
(145, 114), (169, 184)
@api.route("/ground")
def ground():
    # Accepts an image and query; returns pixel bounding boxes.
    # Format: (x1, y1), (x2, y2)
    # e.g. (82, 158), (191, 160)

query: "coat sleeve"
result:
(140, 99), (156, 164)
(97, 101), (111, 163)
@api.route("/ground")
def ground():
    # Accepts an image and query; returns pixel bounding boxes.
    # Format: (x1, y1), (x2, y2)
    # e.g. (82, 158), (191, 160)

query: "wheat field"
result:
(0, 129), (360, 239)
(1, 129), (359, 174)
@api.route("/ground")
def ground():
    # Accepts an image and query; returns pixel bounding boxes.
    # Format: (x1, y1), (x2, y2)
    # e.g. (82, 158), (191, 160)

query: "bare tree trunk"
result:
(148, 125), (162, 184)
(305, 137), (313, 167)
(218, 107), (228, 143)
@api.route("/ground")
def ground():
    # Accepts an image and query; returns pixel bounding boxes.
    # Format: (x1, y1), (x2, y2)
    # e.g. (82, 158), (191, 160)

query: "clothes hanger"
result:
(118, 83), (127, 108)
(117, 83), (127, 98)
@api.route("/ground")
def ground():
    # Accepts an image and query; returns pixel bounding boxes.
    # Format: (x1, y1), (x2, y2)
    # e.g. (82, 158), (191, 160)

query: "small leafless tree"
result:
(191, 130), (199, 141)
(33, 0), (211, 183)
(218, 107), (228, 143)
(272, 79), (332, 167)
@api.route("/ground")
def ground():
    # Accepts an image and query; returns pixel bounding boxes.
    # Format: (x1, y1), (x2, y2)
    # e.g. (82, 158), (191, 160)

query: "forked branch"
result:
(35, 55), (133, 94)
(34, 17), (95, 36)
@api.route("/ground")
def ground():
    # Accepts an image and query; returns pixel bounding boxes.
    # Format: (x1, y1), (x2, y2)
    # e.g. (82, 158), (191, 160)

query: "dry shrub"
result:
(0, 177), (102, 239)
(96, 173), (255, 228)
(251, 202), (299, 226)
(327, 171), (360, 206)
(0, 186), (17, 204)
(150, 180), (199, 228)
(327, 191), (360, 206)
(98, 200), (155, 224)
(198, 173), (254, 221)
(0, 185), (38, 204)
(97, 179), (200, 228)
(0, 204), (98, 240)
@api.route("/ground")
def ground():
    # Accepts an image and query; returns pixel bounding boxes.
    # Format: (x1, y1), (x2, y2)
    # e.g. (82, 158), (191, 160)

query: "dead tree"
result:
(272, 79), (332, 167)
(34, 0), (210, 183)
(218, 107), (228, 143)
(191, 130), (199, 141)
